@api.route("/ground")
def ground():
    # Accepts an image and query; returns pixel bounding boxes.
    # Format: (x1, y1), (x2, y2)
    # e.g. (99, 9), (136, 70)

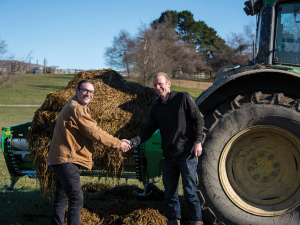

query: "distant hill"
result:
(0, 60), (43, 68)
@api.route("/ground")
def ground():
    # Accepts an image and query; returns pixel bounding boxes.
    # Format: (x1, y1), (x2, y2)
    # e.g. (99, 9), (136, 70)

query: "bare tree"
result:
(225, 22), (256, 66)
(134, 16), (208, 85)
(0, 37), (33, 85)
(104, 30), (135, 76)
(0, 38), (8, 58)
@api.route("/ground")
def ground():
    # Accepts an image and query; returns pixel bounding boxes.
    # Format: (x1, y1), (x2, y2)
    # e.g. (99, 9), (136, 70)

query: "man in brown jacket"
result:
(47, 79), (131, 225)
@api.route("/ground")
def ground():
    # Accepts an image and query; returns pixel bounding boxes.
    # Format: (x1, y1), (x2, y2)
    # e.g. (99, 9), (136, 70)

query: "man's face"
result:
(153, 75), (171, 98)
(75, 82), (94, 105)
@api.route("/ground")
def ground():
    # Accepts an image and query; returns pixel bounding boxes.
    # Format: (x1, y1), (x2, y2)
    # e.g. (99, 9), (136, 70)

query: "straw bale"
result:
(27, 69), (157, 194)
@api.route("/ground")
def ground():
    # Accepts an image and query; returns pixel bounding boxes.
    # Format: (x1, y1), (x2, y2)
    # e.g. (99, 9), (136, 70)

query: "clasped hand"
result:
(120, 139), (131, 152)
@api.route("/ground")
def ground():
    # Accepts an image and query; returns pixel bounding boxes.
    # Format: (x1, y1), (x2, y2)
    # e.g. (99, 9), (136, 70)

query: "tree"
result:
(224, 22), (256, 66)
(156, 10), (179, 28)
(0, 37), (32, 85)
(134, 17), (208, 85)
(104, 30), (135, 76)
(0, 38), (8, 58)
(154, 10), (227, 71)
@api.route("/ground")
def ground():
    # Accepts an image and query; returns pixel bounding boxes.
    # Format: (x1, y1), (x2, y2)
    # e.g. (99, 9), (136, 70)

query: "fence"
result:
(193, 73), (211, 79)
(54, 69), (85, 74)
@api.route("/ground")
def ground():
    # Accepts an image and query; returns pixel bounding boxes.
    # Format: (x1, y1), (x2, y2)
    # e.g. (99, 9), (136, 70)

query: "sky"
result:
(0, 0), (255, 70)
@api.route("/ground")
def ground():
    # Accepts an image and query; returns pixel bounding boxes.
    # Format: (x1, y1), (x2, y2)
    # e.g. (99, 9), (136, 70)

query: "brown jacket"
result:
(47, 95), (121, 169)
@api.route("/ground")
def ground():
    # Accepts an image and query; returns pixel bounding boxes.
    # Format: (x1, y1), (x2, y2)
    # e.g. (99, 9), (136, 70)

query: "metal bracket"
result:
(133, 185), (152, 197)
(148, 178), (160, 184)
(3, 177), (23, 191)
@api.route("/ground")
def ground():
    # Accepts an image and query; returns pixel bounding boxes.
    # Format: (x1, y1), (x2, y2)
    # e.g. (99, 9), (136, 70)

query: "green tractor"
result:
(195, 0), (300, 224)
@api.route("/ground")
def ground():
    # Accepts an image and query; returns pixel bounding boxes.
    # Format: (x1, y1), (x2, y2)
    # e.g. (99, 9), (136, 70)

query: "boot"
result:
(190, 221), (204, 225)
(167, 220), (180, 225)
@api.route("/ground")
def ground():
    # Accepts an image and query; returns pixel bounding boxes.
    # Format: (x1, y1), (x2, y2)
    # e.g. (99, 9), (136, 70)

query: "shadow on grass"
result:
(0, 188), (52, 224)
(27, 85), (67, 91)
(0, 187), (192, 225)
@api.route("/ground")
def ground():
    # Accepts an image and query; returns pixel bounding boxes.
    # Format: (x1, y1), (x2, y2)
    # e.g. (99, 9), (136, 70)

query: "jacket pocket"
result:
(75, 146), (92, 163)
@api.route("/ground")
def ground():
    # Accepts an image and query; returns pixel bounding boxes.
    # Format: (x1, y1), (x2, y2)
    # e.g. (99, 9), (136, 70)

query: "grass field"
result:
(0, 74), (75, 130)
(0, 73), (205, 224)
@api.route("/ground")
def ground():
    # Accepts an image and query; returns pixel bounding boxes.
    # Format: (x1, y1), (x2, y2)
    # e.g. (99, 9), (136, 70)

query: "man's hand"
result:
(191, 142), (202, 157)
(122, 139), (131, 145)
(120, 139), (131, 152)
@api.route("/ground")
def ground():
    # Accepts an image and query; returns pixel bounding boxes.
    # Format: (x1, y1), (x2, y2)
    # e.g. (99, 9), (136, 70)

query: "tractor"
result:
(195, 0), (300, 224)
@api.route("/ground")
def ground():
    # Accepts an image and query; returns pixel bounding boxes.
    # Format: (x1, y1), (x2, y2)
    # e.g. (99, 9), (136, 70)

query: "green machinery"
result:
(193, 0), (300, 224)
(1, 121), (163, 195)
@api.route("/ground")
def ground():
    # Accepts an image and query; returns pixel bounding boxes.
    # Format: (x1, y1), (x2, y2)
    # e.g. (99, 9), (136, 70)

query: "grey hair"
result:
(153, 72), (170, 82)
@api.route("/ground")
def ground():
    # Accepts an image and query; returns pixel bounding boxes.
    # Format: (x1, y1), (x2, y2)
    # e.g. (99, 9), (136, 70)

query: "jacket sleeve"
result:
(130, 107), (158, 145)
(185, 93), (204, 142)
(73, 106), (121, 149)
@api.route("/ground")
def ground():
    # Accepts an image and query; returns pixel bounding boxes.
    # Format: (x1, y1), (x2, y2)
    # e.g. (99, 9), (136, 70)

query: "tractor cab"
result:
(245, 0), (300, 66)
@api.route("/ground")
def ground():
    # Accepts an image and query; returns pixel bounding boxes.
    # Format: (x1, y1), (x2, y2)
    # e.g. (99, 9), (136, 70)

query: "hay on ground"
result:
(79, 199), (167, 225)
(82, 182), (112, 193)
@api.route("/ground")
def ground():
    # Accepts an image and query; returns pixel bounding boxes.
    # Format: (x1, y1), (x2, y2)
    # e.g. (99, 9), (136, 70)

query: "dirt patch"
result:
(171, 79), (213, 90)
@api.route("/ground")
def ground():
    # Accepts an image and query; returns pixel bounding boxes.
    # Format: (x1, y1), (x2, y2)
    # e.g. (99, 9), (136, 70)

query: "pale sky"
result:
(0, 0), (254, 70)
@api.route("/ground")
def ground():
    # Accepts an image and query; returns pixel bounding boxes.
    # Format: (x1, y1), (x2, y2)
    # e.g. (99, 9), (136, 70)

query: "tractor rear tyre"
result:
(198, 91), (300, 225)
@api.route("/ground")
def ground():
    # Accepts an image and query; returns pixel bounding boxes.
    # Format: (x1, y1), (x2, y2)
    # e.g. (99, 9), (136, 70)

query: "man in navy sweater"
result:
(126, 72), (204, 225)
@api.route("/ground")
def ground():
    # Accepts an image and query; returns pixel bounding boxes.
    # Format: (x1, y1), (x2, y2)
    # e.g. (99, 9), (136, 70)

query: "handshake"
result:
(120, 139), (133, 153)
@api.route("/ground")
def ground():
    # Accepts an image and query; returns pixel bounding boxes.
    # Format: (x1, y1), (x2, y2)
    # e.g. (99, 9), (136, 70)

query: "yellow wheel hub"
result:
(219, 126), (300, 216)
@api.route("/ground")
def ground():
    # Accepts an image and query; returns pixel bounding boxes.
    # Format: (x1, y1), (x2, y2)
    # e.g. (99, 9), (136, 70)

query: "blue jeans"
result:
(162, 155), (202, 221)
(50, 163), (83, 225)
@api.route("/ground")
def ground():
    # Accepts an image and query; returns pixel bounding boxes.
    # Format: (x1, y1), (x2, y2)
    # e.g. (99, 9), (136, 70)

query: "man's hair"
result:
(77, 79), (95, 90)
(153, 72), (170, 82)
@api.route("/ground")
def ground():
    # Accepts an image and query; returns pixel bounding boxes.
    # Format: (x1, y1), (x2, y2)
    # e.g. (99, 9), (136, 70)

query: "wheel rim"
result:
(219, 125), (300, 216)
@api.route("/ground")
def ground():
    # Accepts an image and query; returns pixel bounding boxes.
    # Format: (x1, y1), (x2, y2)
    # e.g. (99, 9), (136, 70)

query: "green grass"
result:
(171, 85), (203, 100)
(0, 74), (75, 105)
(0, 73), (75, 131)
(0, 73), (200, 224)
(0, 107), (39, 130)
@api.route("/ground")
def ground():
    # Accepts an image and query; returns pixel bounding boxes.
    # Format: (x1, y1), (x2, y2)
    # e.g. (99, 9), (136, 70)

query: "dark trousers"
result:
(162, 155), (202, 221)
(50, 163), (83, 225)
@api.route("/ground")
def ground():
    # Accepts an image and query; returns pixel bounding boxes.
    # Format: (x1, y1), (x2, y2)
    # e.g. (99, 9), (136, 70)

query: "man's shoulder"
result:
(170, 91), (190, 100)
(170, 90), (191, 98)
(67, 98), (89, 115)
(180, 92), (194, 101)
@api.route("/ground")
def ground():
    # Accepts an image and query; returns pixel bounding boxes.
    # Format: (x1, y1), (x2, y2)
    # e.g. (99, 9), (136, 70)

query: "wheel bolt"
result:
(252, 158), (256, 162)
(269, 155), (273, 160)
(249, 166), (254, 171)
(272, 172), (276, 176)
(264, 176), (268, 181)
(260, 153), (264, 157)
(255, 174), (259, 178)
(274, 163), (278, 167)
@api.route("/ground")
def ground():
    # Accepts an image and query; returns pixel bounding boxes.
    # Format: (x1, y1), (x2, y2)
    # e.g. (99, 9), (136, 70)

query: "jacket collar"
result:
(73, 95), (88, 107)
(157, 90), (178, 104)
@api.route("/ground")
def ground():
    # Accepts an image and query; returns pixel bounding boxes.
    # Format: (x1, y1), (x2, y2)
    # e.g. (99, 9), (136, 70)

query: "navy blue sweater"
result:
(131, 91), (204, 158)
